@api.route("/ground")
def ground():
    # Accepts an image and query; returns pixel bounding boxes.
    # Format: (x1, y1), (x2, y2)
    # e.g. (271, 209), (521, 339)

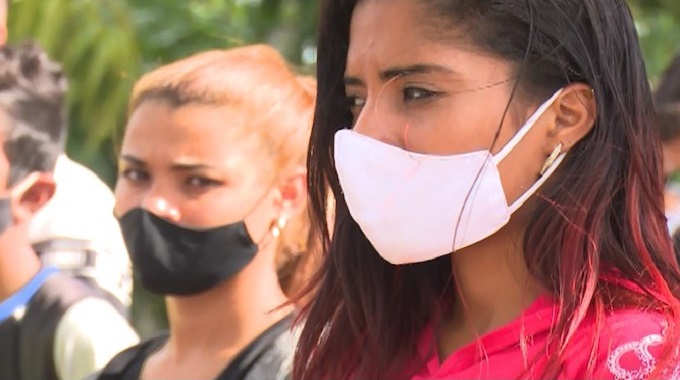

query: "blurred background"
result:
(7, 0), (680, 335)
(7, 0), (679, 187)
(8, 0), (319, 187)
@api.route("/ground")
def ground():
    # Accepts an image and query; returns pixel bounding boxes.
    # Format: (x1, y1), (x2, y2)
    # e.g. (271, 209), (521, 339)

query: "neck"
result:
(164, 248), (292, 359)
(0, 226), (42, 301)
(448, 220), (542, 334)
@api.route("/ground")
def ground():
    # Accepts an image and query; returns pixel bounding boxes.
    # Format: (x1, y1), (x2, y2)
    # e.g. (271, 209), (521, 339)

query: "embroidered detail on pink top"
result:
(606, 333), (663, 380)
(606, 322), (680, 380)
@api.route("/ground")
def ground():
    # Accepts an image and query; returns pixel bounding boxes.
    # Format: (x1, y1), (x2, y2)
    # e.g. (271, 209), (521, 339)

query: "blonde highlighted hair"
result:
(129, 45), (316, 295)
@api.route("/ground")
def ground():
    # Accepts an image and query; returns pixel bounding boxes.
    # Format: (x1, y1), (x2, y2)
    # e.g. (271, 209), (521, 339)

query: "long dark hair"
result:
(295, 1), (680, 379)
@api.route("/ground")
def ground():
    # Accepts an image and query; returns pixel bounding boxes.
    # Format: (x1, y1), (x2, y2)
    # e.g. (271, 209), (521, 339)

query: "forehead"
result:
(122, 101), (264, 169)
(346, 0), (509, 83)
(348, 0), (431, 67)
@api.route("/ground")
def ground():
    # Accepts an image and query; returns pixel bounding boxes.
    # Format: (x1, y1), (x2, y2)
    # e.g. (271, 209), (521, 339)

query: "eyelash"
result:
(345, 86), (439, 112)
(120, 168), (149, 182)
(120, 169), (223, 190)
(345, 95), (365, 113)
(185, 177), (223, 188)
(403, 87), (439, 103)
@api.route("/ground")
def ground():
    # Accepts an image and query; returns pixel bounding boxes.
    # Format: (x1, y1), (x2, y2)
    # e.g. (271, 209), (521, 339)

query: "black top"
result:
(96, 314), (295, 380)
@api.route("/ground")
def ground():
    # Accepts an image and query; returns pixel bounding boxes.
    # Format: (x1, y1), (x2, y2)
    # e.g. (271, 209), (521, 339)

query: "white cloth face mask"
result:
(334, 89), (565, 264)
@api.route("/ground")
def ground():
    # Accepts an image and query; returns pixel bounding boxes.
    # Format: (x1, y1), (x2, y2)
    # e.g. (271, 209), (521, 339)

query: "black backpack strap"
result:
(18, 272), (101, 380)
(0, 317), (21, 379)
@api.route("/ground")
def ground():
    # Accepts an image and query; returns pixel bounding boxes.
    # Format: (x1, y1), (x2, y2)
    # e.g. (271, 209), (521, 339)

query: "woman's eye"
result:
(345, 95), (366, 127)
(120, 168), (149, 182)
(403, 87), (438, 103)
(186, 177), (222, 188)
(346, 95), (366, 111)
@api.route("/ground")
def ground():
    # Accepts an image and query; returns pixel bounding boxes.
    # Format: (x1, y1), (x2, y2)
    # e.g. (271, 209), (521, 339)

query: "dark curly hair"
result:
(0, 41), (68, 186)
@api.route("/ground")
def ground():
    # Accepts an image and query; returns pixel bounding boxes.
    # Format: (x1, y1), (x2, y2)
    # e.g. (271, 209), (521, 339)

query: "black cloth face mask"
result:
(118, 208), (259, 296)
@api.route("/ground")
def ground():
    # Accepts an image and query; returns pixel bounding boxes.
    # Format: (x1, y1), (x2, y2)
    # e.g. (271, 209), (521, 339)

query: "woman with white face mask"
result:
(293, 1), (680, 379)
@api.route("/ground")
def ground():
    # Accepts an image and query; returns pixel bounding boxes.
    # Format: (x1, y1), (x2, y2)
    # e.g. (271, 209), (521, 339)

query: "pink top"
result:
(411, 295), (679, 380)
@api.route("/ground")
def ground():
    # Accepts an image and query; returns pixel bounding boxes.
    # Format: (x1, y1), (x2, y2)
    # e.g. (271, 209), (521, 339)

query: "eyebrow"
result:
(344, 64), (456, 86)
(119, 155), (146, 167)
(119, 155), (214, 171)
(169, 158), (214, 172)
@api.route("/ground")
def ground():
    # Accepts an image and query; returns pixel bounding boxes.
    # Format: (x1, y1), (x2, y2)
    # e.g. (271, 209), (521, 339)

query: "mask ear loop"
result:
(403, 122), (411, 151)
(8, 172), (42, 199)
(491, 89), (563, 165)
(361, 74), (402, 136)
(492, 89), (565, 213)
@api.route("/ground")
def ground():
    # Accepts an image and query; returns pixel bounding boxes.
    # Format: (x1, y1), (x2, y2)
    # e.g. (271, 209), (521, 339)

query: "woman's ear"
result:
(550, 83), (597, 152)
(10, 172), (56, 224)
(275, 165), (308, 220)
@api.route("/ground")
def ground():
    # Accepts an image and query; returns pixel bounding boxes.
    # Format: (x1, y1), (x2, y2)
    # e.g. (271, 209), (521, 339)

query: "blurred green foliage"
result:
(630, 0), (680, 86)
(8, 0), (318, 186)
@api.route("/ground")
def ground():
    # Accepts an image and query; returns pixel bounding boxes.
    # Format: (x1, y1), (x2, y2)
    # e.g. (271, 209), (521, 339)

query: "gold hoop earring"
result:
(540, 143), (563, 175)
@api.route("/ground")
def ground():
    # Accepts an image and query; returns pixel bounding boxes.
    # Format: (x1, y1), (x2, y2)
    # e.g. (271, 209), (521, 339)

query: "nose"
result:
(142, 192), (181, 224)
(352, 95), (406, 149)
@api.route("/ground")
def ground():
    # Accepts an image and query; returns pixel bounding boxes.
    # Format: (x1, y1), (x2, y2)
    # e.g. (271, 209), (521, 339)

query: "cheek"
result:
(0, 152), (9, 188)
(402, 104), (504, 155)
(242, 195), (278, 242)
(113, 183), (142, 217)
(398, 93), (504, 155)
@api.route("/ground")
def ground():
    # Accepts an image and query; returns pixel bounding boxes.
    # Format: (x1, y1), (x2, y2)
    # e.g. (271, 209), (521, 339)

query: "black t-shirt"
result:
(96, 315), (295, 380)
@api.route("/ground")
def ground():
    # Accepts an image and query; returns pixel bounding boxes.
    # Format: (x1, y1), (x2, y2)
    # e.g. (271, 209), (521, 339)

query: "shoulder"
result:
(54, 298), (139, 380)
(586, 309), (679, 380)
(95, 336), (167, 380)
(239, 317), (299, 380)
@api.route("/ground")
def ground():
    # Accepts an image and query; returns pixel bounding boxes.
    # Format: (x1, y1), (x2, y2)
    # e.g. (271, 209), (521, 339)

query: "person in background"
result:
(655, 54), (680, 235)
(96, 44), (315, 380)
(28, 154), (134, 310)
(0, 0), (133, 311)
(294, 1), (680, 379)
(0, 42), (138, 380)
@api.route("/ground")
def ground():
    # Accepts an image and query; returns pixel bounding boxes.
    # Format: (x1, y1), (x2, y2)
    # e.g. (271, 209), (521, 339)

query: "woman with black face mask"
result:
(94, 45), (315, 380)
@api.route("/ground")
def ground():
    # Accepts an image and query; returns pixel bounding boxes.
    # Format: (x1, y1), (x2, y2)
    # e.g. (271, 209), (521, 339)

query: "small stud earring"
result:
(540, 143), (563, 175)
(271, 217), (287, 238)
